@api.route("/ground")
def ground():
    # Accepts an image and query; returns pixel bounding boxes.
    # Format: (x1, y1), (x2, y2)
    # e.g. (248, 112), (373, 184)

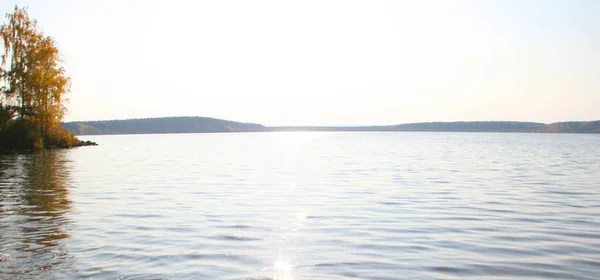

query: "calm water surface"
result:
(1, 132), (599, 279)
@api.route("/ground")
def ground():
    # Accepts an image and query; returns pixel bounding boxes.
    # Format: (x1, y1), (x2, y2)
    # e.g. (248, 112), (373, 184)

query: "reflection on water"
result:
(0, 150), (73, 278)
(2, 133), (600, 279)
(274, 258), (294, 280)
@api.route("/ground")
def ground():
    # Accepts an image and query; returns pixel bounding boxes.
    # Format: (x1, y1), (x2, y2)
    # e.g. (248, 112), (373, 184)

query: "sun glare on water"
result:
(270, 131), (331, 150)
(274, 258), (294, 280)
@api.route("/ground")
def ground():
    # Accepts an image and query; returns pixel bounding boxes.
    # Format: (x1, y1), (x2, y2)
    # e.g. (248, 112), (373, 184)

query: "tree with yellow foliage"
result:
(0, 5), (92, 149)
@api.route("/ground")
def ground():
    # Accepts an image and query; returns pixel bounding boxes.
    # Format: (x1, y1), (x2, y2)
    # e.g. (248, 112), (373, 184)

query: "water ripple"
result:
(1, 132), (600, 279)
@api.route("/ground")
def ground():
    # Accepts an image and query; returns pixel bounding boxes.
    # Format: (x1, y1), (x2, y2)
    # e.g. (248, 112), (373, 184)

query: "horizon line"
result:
(62, 116), (600, 127)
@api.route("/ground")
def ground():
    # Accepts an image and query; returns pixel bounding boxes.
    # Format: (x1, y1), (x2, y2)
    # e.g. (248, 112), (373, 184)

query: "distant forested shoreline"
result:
(62, 117), (266, 135)
(63, 117), (600, 135)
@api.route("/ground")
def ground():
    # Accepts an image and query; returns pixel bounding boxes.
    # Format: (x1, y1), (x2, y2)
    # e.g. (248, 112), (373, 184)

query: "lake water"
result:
(1, 132), (599, 279)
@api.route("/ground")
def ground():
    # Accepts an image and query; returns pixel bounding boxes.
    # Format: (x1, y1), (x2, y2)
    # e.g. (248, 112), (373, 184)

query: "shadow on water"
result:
(0, 150), (74, 278)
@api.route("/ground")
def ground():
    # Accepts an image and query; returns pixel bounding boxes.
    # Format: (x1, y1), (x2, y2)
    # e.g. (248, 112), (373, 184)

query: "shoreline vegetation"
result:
(0, 6), (95, 151)
(63, 117), (600, 135)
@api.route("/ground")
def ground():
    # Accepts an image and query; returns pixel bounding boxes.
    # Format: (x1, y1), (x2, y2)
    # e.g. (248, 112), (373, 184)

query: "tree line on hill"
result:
(63, 118), (600, 135)
(63, 117), (266, 135)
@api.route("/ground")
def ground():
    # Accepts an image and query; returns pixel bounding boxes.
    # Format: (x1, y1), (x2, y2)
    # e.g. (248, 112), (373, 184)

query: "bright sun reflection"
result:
(274, 259), (294, 280)
(271, 177), (312, 280)
(296, 212), (306, 222)
(275, 259), (291, 272)
(271, 131), (330, 150)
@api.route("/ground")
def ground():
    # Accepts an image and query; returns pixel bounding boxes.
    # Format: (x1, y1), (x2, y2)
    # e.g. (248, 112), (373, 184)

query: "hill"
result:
(398, 121), (600, 133)
(269, 121), (600, 133)
(63, 118), (600, 135)
(63, 117), (265, 135)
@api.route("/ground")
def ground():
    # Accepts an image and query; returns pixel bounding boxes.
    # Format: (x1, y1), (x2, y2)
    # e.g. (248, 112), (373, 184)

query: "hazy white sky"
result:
(1, 0), (599, 125)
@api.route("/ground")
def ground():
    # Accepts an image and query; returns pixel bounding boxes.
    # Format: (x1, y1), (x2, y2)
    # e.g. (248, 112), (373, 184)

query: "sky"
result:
(1, 0), (599, 126)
